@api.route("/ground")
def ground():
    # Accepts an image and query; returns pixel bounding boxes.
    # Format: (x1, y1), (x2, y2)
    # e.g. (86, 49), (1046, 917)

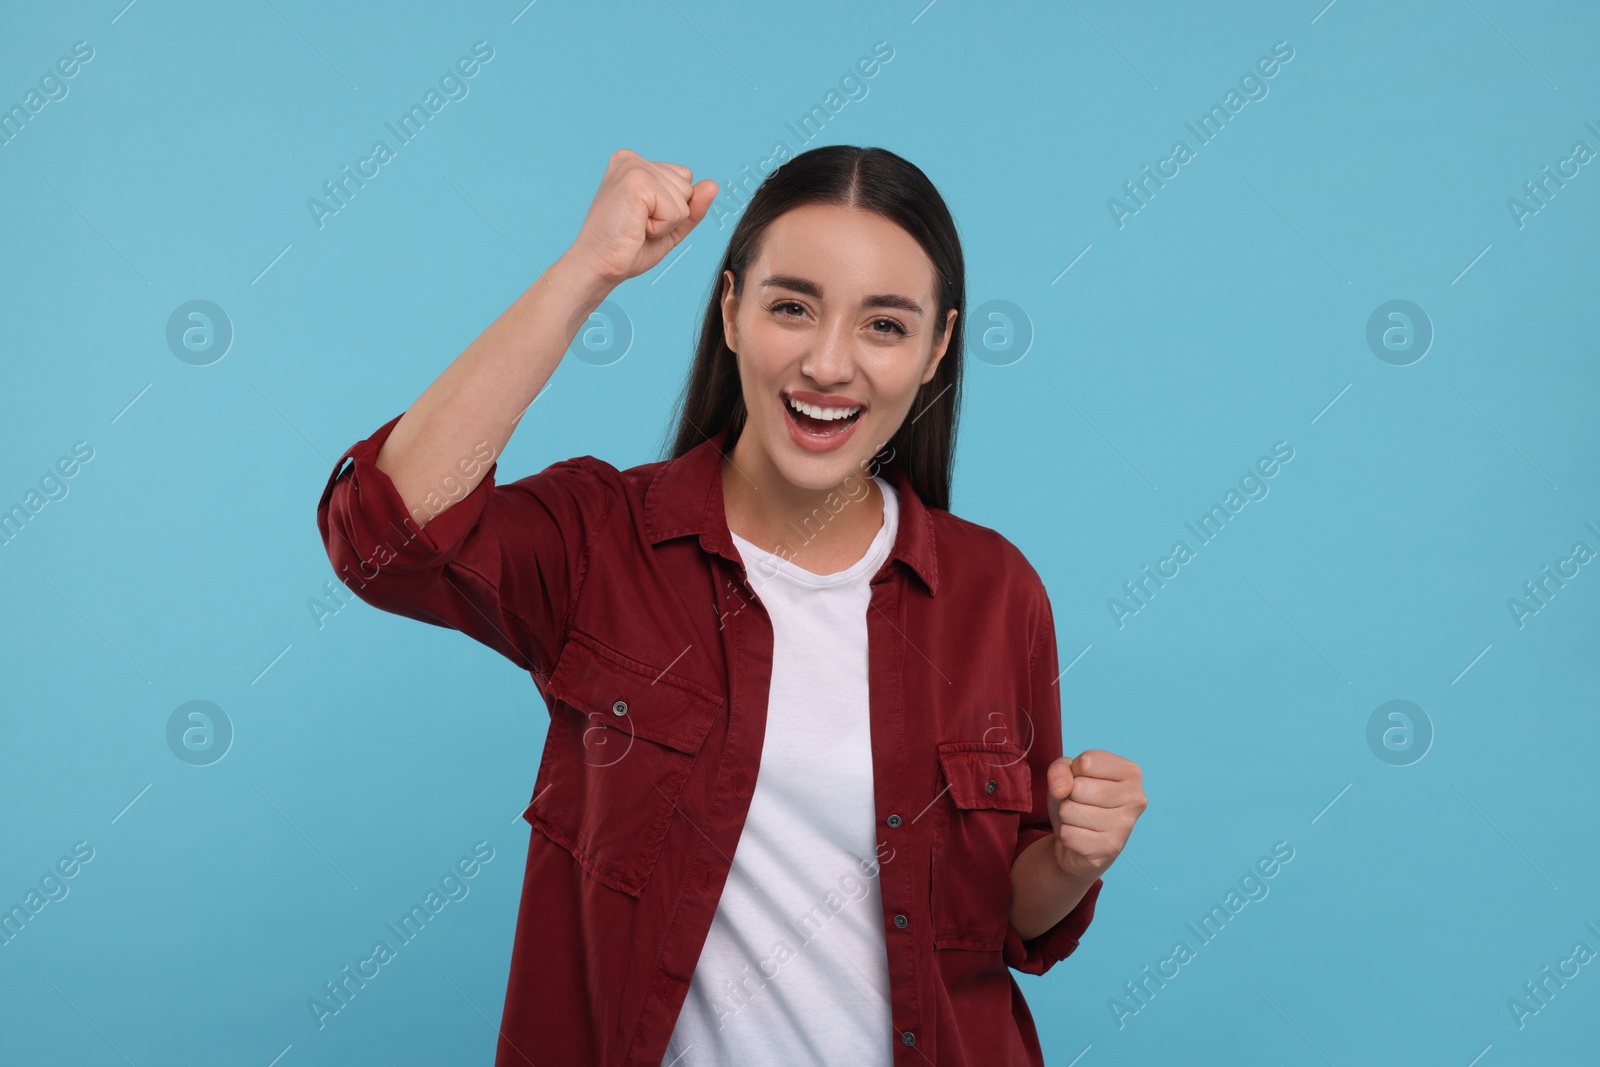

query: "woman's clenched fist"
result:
(565, 149), (719, 286)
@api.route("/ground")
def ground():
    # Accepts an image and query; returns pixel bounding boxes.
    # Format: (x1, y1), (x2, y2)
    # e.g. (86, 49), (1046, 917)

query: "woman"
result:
(317, 145), (1146, 1066)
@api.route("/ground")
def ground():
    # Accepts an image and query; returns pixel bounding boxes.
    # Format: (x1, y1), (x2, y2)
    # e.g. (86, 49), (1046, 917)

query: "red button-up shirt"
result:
(316, 412), (1102, 1066)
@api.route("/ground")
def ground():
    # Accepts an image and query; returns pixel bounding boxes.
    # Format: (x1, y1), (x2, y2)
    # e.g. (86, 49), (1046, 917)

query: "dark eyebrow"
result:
(758, 274), (924, 317)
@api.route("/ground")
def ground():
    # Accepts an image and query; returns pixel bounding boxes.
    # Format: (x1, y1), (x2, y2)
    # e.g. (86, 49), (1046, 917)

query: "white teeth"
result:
(786, 395), (861, 421)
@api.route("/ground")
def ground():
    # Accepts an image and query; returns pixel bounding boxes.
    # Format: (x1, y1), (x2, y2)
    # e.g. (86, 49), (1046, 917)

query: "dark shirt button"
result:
(612, 700), (628, 717)
(985, 778), (997, 794)
(893, 913), (908, 929)
(901, 1030), (916, 1046)
(886, 813), (902, 828)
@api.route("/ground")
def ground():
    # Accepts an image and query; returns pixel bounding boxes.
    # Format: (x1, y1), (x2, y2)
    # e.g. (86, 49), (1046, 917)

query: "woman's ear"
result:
(921, 306), (958, 384)
(720, 269), (739, 354)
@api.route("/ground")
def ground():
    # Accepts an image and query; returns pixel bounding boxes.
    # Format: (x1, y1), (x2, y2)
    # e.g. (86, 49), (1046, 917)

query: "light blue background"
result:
(2, 1), (1596, 1064)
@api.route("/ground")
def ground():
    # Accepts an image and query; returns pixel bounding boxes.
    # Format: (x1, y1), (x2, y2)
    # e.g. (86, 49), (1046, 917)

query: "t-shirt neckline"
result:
(730, 476), (899, 588)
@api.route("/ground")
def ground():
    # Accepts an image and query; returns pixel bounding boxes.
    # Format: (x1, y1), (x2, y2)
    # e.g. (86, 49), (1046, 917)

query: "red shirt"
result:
(316, 413), (1102, 1066)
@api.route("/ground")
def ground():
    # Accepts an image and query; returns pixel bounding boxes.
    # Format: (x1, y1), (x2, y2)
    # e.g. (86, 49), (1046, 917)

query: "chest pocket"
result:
(527, 631), (723, 898)
(930, 741), (1034, 950)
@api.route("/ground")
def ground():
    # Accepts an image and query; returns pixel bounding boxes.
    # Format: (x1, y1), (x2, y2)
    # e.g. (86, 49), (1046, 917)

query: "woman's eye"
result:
(768, 303), (905, 337)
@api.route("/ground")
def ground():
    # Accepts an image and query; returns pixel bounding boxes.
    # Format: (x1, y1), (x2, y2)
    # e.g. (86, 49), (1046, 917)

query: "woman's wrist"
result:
(1010, 834), (1100, 941)
(545, 248), (620, 309)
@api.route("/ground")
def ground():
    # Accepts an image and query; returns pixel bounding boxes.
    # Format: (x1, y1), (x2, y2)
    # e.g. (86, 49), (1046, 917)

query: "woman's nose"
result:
(801, 320), (856, 384)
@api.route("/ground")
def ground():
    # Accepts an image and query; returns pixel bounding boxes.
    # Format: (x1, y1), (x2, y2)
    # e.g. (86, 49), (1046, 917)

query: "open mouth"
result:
(782, 392), (864, 437)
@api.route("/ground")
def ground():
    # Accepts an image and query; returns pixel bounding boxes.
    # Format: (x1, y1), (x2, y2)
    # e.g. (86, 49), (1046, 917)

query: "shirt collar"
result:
(643, 425), (940, 597)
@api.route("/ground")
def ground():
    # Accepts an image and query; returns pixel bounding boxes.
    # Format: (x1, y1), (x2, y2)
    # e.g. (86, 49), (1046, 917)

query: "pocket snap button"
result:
(612, 700), (628, 716)
(985, 778), (997, 794)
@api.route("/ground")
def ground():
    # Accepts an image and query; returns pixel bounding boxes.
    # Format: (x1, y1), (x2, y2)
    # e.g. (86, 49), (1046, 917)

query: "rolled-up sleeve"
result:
(315, 412), (611, 678)
(1003, 583), (1103, 976)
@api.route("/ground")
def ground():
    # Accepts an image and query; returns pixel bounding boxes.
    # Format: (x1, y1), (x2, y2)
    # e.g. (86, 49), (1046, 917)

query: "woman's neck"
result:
(720, 450), (885, 575)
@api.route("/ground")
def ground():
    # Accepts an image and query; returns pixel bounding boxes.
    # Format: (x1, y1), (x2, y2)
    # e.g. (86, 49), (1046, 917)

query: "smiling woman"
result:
(705, 196), (961, 572)
(317, 144), (1146, 1066)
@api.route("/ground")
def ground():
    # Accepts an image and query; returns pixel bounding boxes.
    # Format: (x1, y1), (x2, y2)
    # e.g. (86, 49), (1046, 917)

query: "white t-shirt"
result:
(663, 476), (900, 1067)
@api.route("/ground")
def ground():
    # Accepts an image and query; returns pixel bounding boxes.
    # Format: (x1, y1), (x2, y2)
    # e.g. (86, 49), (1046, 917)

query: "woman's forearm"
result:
(1009, 834), (1099, 942)
(374, 253), (614, 524)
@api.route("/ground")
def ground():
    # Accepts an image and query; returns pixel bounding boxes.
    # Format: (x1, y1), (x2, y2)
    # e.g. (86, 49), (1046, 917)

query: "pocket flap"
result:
(545, 632), (722, 755)
(937, 742), (1033, 813)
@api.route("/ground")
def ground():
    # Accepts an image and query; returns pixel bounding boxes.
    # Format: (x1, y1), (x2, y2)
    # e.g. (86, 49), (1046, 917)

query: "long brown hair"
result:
(661, 144), (966, 512)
